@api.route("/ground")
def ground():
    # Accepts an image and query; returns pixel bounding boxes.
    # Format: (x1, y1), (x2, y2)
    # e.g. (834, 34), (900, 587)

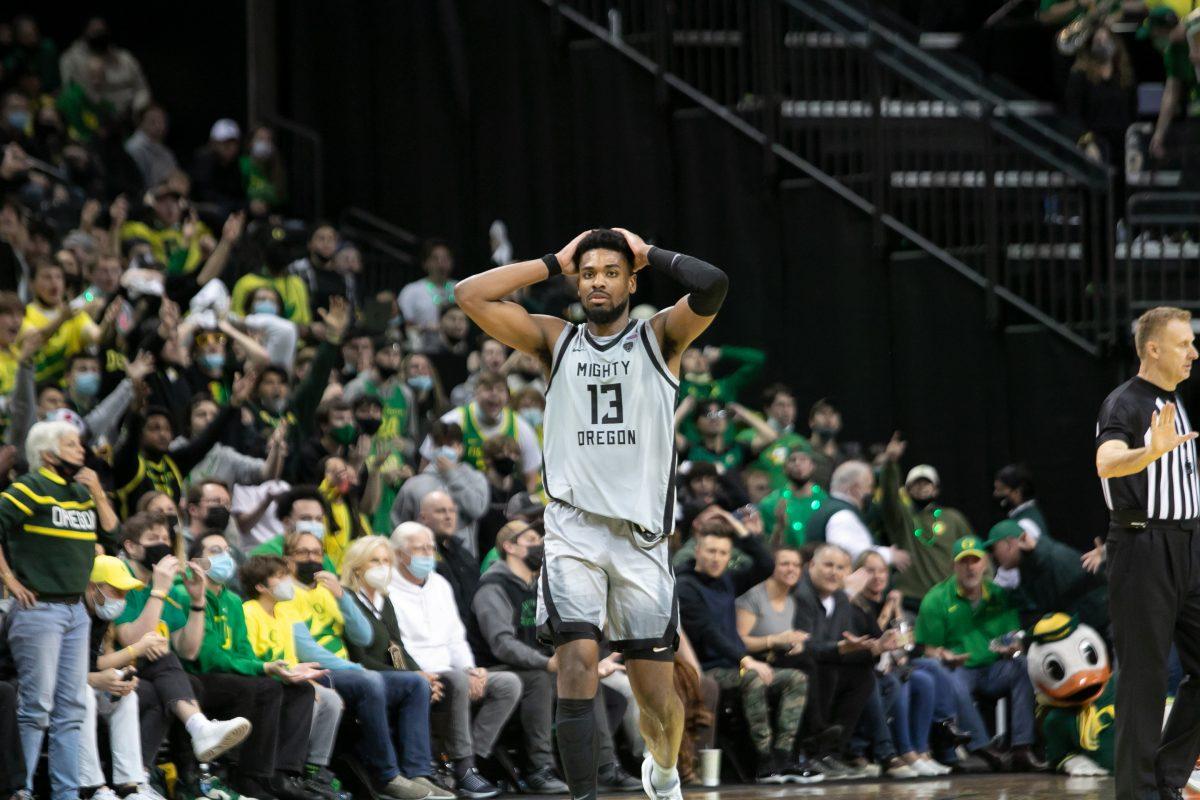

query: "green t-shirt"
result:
(113, 563), (189, 634)
(684, 440), (748, 472)
(741, 430), (815, 490)
(759, 484), (826, 545)
(915, 576), (1020, 669)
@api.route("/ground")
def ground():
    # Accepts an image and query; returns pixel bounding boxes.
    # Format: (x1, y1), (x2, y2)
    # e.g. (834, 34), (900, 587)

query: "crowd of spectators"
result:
(0, 11), (1116, 800)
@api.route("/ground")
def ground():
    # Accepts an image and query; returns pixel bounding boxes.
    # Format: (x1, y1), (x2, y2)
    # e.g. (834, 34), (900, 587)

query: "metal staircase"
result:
(545, 0), (1120, 355)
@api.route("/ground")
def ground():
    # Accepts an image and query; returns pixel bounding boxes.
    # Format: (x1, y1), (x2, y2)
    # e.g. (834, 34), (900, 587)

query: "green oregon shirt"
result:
(759, 484), (826, 545)
(915, 576), (1020, 669)
(113, 561), (190, 636)
(173, 584), (267, 676)
(0, 467), (107, 597)
(739, 430), (814, 490)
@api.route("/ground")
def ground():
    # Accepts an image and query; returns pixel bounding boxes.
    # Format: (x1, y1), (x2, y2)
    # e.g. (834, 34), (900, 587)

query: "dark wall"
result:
(273, 0), (1118, 549)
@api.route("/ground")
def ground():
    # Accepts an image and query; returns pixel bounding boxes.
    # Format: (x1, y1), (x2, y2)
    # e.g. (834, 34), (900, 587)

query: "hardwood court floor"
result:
(506, 774), (1119, 799)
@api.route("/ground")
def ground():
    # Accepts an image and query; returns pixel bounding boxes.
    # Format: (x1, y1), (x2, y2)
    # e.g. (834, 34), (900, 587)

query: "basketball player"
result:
(455, 228), (727, 800)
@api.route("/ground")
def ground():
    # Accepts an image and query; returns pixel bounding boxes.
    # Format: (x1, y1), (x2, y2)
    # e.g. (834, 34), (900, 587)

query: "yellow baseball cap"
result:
(90, 555), (145, 591)
(953, 536), (987, 562)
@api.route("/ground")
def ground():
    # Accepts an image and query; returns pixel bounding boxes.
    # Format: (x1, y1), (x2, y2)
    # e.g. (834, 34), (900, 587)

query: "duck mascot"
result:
(1025, 612), (1115, 776)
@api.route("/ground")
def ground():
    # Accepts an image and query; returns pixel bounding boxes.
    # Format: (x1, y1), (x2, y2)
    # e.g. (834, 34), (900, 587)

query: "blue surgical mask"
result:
(94, 592), (126, 621)
(519, 408), (543, 428)
(6, 111), (29, 131)
(207, 552), (236, 585)
(74, 371), (101, 398)
(407, 555), (437, 580)
(407, 375), (433, 393)
(252, 300), (279, 316)
(295, 519), (325, 540)
(199, 353), (226, 373)
(434, 446), (459, 464)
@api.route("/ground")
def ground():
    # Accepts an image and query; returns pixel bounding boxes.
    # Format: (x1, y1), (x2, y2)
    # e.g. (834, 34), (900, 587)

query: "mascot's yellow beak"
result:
(1038, 666), (1112, 706)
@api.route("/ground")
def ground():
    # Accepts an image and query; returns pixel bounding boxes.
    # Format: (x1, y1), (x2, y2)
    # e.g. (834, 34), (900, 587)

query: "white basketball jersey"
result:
(541, 319), (679, 536)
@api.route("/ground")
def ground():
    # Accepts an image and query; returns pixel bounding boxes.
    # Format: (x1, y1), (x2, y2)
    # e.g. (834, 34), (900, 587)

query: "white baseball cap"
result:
(905, 464), (940, 487)
(210, 118), (241, 142)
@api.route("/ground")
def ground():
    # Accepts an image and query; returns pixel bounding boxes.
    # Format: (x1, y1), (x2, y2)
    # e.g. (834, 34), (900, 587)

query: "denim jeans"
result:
(949, 656), (1036, 747)
(328, 670), (402, 783)
(889, 668), (935, 754)
(8, 601), (91, 800)
(850, 673), (898, 761)
(379, 671), (435, 779)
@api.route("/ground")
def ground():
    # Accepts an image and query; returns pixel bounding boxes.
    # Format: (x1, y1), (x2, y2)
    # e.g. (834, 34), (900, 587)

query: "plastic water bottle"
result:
(988, 630), (1025, 657)
(198, 763), (214, 798)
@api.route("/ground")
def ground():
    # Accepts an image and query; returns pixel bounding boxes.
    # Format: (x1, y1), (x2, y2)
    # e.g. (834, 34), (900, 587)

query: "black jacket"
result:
(793, 574), (874, 665)
(676, 535), (774, 671)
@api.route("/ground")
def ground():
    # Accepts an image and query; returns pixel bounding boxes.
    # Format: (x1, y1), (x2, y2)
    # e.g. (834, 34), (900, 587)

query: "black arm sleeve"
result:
(647, 247), (729, 316)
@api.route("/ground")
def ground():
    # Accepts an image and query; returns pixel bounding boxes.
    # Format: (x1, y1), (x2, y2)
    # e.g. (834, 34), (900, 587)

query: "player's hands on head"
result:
(612, 227), (650, 272)
(556, 230), (593, 276)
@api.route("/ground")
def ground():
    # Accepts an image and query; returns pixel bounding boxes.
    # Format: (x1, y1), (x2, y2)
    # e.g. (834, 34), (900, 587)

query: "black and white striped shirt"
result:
(1096, 377), (1200, 519)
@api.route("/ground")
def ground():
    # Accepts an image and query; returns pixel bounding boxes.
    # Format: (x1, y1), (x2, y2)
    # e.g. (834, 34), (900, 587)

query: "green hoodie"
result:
(173, 583), (266, 676)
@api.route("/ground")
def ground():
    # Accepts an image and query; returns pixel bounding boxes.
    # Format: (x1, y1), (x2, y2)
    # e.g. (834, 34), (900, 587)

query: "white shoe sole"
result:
(195, 718), (253, 762)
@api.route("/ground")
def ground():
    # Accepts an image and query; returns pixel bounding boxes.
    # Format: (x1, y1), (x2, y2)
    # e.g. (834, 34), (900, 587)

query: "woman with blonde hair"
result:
(339, 537), (456, 799)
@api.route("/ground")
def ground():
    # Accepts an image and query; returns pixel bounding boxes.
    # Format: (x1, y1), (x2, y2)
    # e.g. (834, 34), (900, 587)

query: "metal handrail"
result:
(265, 114), (324, 218)
(544, 0), (1109, 355)
(792, 0), (1109, 186)
(340, 207), (420, 247)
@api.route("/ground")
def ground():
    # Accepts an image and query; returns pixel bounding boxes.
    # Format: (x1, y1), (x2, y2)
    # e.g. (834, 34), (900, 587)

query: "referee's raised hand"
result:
(1150, 402), (1198, 458)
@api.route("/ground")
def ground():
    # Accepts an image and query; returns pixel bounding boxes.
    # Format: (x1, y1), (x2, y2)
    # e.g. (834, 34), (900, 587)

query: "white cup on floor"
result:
(698, 748), (722, 787)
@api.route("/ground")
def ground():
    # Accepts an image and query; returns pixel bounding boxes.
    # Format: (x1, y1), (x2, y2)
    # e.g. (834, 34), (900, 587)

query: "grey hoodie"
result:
(471, 559), (550, 671)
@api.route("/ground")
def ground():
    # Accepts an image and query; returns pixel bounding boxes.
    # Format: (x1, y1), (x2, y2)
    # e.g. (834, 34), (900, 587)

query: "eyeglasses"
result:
(291, 549), (323, 559)
(703, 410), (729, 419)
(194, 332), (227, 348)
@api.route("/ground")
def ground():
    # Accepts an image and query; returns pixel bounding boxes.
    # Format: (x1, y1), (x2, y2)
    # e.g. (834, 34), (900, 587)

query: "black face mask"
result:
(522, 543), (545, 572)
(910, 496), (934, 512)
(295, 561), (322, 586)
(203, 506), (231, 532)
(357, 417), (382, 436)
(140, 543), (173, 569)
(86, 32), (111, 52)
(997, 495), (1014, 511)
(491, 456), (518, 476)
(53, 454), (84, 481)
(377, 364), (399, 380)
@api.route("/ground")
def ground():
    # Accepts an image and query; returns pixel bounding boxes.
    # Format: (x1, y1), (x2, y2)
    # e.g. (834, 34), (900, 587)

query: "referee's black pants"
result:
(1109, 525), (1200, 800)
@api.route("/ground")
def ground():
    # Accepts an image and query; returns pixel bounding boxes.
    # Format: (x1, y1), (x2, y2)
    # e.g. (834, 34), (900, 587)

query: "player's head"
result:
(572, 228), (636, 326)
(1135, 306), (1196, 386)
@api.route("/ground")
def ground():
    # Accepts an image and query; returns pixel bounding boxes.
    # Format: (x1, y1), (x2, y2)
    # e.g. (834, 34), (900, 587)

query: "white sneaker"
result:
(884, 759), (920, 779)
(128, 785), (168, 800)
(910, 758), (941, 777)
(192, 717), (253, 762)
(640, 755), (683, 800)
(92, 787), (120, 800)
(922, 758), (952, 776)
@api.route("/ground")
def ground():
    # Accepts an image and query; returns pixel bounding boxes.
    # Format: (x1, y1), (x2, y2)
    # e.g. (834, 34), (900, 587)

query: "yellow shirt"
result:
(0, 343), (18, 436)
(20, 304), (97, 384)
(231, 273), (312, 326)
(242, 598), (299, 666)
(119, 220), (208, 274)
(318, 479), (369, 571)
(288, 583), (348, 659)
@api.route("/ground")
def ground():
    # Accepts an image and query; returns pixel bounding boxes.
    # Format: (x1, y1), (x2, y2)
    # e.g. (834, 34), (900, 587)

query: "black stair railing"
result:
(546, 0), (1119, 355)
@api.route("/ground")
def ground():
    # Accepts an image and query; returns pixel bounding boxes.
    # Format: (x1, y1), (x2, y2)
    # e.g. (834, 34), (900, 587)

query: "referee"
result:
(1096, 306), (1200, 800)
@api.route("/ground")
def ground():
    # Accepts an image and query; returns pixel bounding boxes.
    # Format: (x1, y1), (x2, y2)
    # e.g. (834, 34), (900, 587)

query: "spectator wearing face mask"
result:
(399, 240), (457, 353)
(393, 421), (488, 555)
(171, 532), (322, 800)
(759, 449), (826, 547)
(875, 438), (973, 610)
(252, 486), (338, 571)
(232, 231), (314, 329)
(991, 463), (1049, 590)
(60, 18), (151, 118)
(402, 352), (450, 441)
(420, 370), (541, 492)
(111, 376), (250, 518)
(294, 398), (359, 486)
(241, 125), (287, 216)
(289, 224), (355, 315)
(475, 435), (525, 561)
(173, 396), (284, 489)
